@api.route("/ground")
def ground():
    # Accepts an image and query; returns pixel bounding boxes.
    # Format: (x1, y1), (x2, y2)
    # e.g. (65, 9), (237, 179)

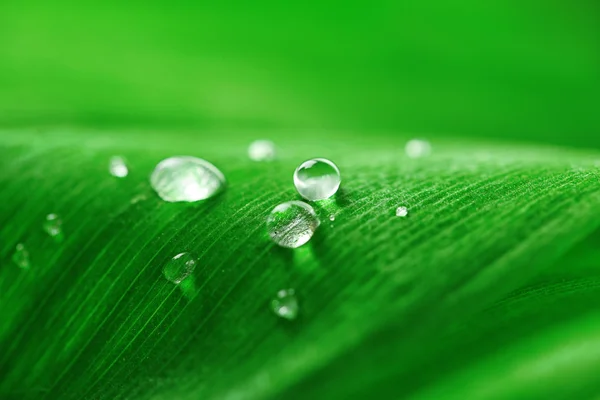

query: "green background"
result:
(1, 1), (599, 399)
(1, 0), (599, 147)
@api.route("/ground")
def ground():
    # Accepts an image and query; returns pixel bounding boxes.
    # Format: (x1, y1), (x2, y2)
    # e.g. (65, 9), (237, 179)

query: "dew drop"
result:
(396, 206), (409, 217)
(267, 201), (320, 248)
(405, 139), (432, 159)
(271, 289), (298, 320)
(130, 194), (147, 205)
(43, 214), (63, 239)
(12, 243), (30, 269)
(294, 158), (341, 201)
(150, 156), (226, 202)
(109, 156), (129, 178)
(329, 214), (336, 222)
(248, 140), (276, 162)
(163, 252), (197, 284)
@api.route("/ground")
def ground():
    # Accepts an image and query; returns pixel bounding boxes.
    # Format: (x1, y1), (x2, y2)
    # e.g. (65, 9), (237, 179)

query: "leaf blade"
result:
(1, 130), (599, 400)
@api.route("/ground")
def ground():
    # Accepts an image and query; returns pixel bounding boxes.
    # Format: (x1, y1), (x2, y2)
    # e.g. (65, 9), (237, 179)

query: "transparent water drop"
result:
(396, 206), (409, 217)
(271, 289), (298, 320)
(267, 201), (320, 248)
(109, 156), (129, 178)
(248, 140), (276, 162)
(12, 243), (30, 269)
(130, 194), (147, 205)
(405, 139), (432, 159)
(163, 252), (197, 284)
(329, 214), (336, 222)
(150, 156), (226, 202)
(294, 158), (341, 201)
(43, 213), (63, 238)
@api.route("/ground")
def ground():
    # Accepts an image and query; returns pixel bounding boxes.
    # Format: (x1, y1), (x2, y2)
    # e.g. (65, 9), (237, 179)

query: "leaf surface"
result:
(1, 130), (600, 399)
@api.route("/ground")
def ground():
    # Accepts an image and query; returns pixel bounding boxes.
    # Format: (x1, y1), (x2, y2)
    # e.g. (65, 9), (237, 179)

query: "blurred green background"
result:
(2, 2), (600, 399)
(1, 0), (598, 147)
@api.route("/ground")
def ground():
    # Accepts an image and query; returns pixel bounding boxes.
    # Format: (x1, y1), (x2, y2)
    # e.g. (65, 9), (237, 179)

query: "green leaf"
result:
(1, 130), (599, 399)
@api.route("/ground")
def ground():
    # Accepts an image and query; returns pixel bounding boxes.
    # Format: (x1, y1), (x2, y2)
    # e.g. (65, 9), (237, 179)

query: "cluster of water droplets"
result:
(261, 156), (344, 318)
(9, 138), (428, 320)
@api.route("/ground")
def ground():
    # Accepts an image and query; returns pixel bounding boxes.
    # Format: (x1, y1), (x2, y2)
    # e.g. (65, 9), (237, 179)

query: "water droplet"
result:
(405, 139), (432, 159)
(43, 214), (63, 239)
(248, 140), (276, 161)
(130, 194), (147, 205)
(294, 158), (341, 201)
(151, 156), (226, 202)
(267, 201), (320, 248)
(271, 289), (298, 320)
(329, 214), (336, 221)
(109, 156), (129, 178)
(163, 252), (197, 284)
(12, 244), (30, 269)
(396, 206), (409, 217)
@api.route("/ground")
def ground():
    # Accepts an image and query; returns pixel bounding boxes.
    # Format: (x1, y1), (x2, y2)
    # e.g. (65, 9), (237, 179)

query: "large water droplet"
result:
(294, 158), (341, 201)
(109, 156), (129, 178)
(267, 201), (320, 248)
(151, 156), (226, 202)
(12, 244), (30, 269)
(43, 213), (63, 239)
(405, 139), (432, 159)
(163, 252), (197, 284)
(248, 140), (276, 162)
(396, 206), (408, 217)
(271, 289), (299, 320)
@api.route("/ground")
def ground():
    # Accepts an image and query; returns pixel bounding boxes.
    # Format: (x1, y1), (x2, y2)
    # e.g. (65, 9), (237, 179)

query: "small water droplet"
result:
(12, 243), (30, 269)
(130, 194), (147, 205)
(151, 156), (226, 202)
(109, 156), (129, 178)
(163, 252), (197, 284)
(329, 214), (336, 221)
(396, 206), (409, 217)
(248, 140), (276, 161)
(43, 214), (63, 239)
(405, 139), (432, 159)
(271, 289), (298, 320)
(267, 201), (320, 248)
(294, 158), (341, 201)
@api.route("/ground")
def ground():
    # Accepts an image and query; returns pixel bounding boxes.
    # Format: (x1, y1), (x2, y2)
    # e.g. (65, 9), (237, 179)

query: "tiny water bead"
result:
(248, 140), (276, 161)
(271, 289), (299, 320)
(405, 139), (432, 159)
(43, 214), (63, 238)
(396, 206), (409, 217)
(109, 156), (129, 178)
(12, 244), (30, 269)
(130, 194), (147, 205)
(329, 214), (336, 222)
(294, 158), (341, 201)
(267, 201), (320, 248)
(151, 156), (226, 202)
(163, 252), (197, 284)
